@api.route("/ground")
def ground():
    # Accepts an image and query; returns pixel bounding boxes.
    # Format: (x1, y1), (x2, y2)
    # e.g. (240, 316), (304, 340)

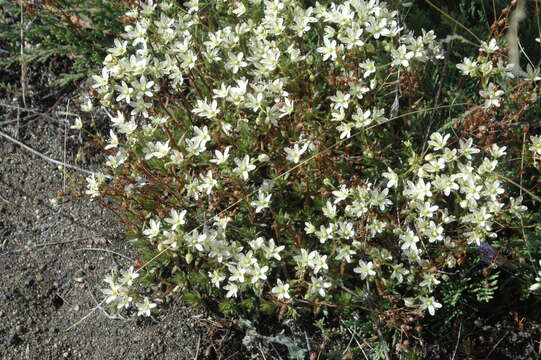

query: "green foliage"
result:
(0, 0), (125, 87)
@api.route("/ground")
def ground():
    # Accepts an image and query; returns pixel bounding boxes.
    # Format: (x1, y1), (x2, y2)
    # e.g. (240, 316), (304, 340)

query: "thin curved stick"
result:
(0, 129), (97, 176)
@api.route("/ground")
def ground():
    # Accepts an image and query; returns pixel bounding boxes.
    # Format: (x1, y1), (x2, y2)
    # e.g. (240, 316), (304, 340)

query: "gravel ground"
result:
(0, 113), (244, 359)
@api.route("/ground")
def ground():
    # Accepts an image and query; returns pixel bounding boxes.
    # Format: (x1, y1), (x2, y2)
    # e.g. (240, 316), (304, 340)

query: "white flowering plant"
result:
(80, 0), (541, 354)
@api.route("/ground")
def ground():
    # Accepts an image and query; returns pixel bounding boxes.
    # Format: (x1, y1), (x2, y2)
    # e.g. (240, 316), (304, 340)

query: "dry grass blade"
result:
(425, 0), (482, 43)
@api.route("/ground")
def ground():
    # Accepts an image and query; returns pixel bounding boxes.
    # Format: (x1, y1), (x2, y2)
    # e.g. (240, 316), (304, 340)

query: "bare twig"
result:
(344, 325), (370, 360)
(258, 343), (268, 360)
(194, 334), (201, 360)
(0, 129), (97, 176)
(87, 287), (126, 320)
(74, 248), (134, 261)
(0, 193), (14, 205)
(19, 0), (26, 138)
(487, 331), (509, 358)
(0, 237), (93, 256)
(63, 100), (70, 191)
(451, 321), (462, 360)
(304, 330), (311, 353)
(0, 118), (31, 127)
(0, 103), (67, 124)
(64, 304), (100, 332)
(269, 343), (284, 360)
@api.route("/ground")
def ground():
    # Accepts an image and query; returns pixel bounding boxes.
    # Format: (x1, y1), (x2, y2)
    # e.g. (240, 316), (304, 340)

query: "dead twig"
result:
(344, 325), (370, 360)
(258, 343), (268, 360)
(74, 247), (134, 261)
(0, 129), (97, 176)
(0, 237), (93, 256)
(451, 321), (462, 360)
(194, 334), (201, 360)
(87, 287), (126, 320)
(0, 193), (14, 205)
(0, 103), (66, 125)
(64, 304), (101, 332)
(487, 331), (509, 358)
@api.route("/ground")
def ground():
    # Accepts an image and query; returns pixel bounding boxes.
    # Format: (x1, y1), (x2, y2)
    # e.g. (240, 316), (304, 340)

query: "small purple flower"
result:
(478, 242), (497, 263)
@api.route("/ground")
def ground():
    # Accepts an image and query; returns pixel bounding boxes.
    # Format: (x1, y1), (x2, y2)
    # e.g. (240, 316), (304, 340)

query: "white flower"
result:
(143, 219), (161, 239)
(136, 297), (157, 317)
(70, 117), (83, 130)
(304, 222), (316, 234)
(419, 296), (442, 316)
(330, 91), (351, 110)
(133, 75), (154, 98)
(102, 278), (122, 304)
(390, 264), (409, 283)
(120, 266), (139, 286)
(331, 185), (350, 204)
(310, 252), (329, 274)
(427, 132), (450, 151)
(419, 272), (441, 291)
(232, 2), (246, 16)
(391, 45), (414, 68)
(224, 282), (239, 298)
(164, 209), (187, 230)
(116, 82), (134, 104)
(250, 191), (272, 213)
(479, 82), (504, 108)
(525, 65), (541, 82)
(322, 200), (337, 219)
(192, 98), (220, 119)
(92, 68), (109, 89)
(529, 135), (541, 156)
(262, 238), (285, 260)
(480, 38), (499, 54)
(198, 170), (218, 195)
(459, 138), (480, 159)
(337, 122), (354, 139)
(249, 236), (265, 250)
(400, 229), (419, 252)
(210, 270), (225, 288)
(382, 168), (398, 188)
(104, 130), (119, 150)
(353, 260), (376, 280)
(509, 196), (528, 217)
(360, 59), (376, 78)
(272, 279), (291, 300)
(250, 263), (269, 284)
(277, 98), (295, 118)
(335, 245), (355, 263)
(225, 52), (248, 74)
(284, 143), (309, 164)
(145, 140), (171, 160)
(315, 223), (334, 244)
(489, 144), (507, 159)
(404, 178), (432, 201)
(456, 57), (478, 76)
(233, 155), (256, 181)
(317, 37), (337, 61)
(309, 276), (332, 297)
